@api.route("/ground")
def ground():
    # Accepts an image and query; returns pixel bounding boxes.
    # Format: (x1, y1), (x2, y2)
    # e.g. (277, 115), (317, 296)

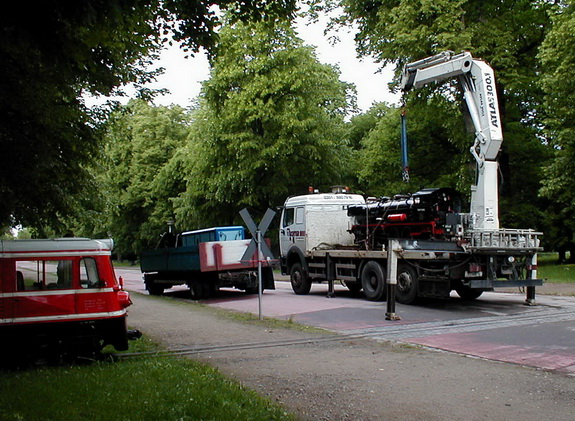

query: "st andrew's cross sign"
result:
(239, 208), (275, 264)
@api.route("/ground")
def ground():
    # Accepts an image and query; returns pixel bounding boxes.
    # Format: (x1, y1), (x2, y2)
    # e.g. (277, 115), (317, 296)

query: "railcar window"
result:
(15, 261), (42, 290)
(15, 270), (25, 291)
(80, 258), (101, 288)
(15, 260), (74, 290)
(55, 260), (73, 288)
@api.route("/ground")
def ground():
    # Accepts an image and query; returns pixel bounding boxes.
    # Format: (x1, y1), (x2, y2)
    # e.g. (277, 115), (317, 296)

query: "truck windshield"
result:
(283, 208), (295, 227)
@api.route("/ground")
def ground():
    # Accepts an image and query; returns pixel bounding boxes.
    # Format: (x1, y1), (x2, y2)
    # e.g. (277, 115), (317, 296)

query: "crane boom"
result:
(401, 51), (502, 230)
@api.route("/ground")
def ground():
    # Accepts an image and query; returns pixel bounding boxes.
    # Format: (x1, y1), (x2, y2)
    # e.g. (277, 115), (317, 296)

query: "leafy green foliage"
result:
(164, 0), (298, 55)
(538, 1), (575, 249)
(334, 0), (551, 81)
(99, 100), (191, 255)
(0, 0), (296, 231)
(354, 96), (470, 197)
(6, 0), (574, 257)
(59, 18), (356, 254)
(173, 19), (356, 227)
(327, 0), (554, 231)
(0, 1), (162, 230)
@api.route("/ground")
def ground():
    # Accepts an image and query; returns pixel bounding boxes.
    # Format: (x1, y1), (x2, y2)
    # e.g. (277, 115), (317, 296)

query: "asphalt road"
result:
(116, 266), (575, 376)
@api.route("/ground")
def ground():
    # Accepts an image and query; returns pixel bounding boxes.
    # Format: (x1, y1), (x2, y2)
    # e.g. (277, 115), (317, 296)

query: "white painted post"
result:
(386, 239), (401, 321)
(525, 253), (538, 306)
(257, 230), (263, 320)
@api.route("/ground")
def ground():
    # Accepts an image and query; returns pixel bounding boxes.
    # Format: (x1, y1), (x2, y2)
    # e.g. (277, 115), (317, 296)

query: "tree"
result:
(333, 0), (550, 79)
(354, 96), (471, 197)
(347, 102), (390, 151)
(538, 1), (575, 260)
(0, 0), (296, 231)
(328, 0), (553, 231)
(173, 19), (356, 228)
(98, 100), (191, 256)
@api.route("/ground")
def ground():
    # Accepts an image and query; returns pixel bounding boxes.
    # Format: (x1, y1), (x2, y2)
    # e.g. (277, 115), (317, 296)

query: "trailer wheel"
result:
(344, 281), (362, 293)
(189, 280), (204, 300)
(396, 263), (418, 304)
(202, 279), (216, 298)
(361, 261), (386, 301)
(200, 273), (218, 298)
(290, 262), (311, 295)
(146, 282), (164, 296)
(144, 274), (164, 296)
(455, 284), (484, 300)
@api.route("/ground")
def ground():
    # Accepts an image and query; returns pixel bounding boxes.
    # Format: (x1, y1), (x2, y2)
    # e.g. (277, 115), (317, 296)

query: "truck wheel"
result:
(290, 262), (311, 295)
(361, 261), (386, 301)
(396, 263), (418, 304)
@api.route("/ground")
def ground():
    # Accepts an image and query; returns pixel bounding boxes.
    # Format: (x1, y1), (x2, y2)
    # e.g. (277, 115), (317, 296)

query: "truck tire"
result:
(290, 262), (312, 295)
(361, 261), (386, 301)
(396, 263), (418, 304)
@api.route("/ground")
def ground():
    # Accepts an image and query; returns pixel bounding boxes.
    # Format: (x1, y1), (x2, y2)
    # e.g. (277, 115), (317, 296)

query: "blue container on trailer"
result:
(140, 226), (247, 273)
(180, 226), (245, 247)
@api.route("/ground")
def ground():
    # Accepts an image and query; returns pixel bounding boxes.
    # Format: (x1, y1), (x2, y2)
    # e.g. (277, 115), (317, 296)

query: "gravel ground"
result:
(126, 288), (575, 421)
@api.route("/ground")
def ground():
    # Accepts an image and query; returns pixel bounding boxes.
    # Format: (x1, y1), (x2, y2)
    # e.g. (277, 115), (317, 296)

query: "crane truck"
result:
(279, 51), (543, 305)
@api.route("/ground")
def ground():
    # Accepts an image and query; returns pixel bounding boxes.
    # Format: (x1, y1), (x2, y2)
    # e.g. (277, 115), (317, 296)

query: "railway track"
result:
(115, 333), (369, 359)
(116, 305), (575, 360)
(342, 305), (575, 340)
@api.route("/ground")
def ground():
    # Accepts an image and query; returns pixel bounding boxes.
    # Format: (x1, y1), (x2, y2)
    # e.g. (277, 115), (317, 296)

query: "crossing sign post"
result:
(240, 208), (276, 320)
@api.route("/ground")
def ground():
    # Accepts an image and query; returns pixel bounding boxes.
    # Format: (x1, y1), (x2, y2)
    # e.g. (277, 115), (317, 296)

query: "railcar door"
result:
(0, 260), (14, 324)
(76, 256), (112, 316)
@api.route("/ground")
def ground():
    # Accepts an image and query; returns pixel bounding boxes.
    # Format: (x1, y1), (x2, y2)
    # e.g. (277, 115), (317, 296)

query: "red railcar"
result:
(0, 238), (133, 360)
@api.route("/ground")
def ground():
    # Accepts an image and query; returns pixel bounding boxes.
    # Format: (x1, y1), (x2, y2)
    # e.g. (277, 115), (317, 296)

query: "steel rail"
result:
(115, 306), (575, 359)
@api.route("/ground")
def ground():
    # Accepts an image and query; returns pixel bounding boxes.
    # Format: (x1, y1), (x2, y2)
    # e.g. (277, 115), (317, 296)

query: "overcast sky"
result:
(146, 15), (400, 112)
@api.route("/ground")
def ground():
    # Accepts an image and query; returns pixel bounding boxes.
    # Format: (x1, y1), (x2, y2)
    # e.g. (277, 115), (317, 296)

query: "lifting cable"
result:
(400, 106), (410, 183)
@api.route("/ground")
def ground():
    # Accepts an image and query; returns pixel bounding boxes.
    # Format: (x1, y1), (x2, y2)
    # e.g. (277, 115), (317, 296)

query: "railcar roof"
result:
(0, 238), (113, 256)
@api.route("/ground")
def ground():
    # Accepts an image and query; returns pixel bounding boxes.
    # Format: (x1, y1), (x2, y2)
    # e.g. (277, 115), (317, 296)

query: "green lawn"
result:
(538, 253), (574, 283)
(0, 337), (296, 421)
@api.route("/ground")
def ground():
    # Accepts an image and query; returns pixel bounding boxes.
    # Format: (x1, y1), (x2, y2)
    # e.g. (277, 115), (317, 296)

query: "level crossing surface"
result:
(116, 266), (575, 376)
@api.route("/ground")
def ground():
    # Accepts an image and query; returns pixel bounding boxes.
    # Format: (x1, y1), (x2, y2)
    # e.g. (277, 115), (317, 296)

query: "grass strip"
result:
(0, 337), (296, 421)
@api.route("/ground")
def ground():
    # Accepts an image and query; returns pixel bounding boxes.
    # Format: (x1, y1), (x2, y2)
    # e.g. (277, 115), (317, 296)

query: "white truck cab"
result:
(279, 190), (365, 283)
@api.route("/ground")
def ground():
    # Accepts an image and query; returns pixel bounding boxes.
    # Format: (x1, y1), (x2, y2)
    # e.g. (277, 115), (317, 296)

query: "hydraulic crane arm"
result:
(400, 51), (502, 230)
